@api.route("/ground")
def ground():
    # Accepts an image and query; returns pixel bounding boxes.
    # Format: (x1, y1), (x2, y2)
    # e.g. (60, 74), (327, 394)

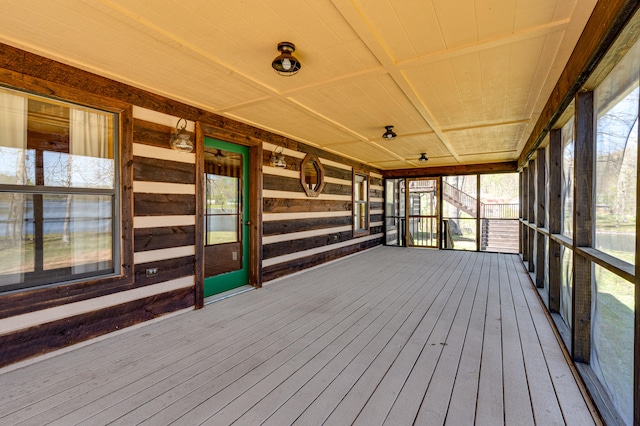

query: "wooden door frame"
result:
(194, 123), (263, 309)
(405, 177), (440, 248)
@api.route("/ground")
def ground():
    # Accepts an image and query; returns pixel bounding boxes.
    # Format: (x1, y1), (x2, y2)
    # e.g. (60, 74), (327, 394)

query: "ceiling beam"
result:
(383, 161), (518, 178)
(330, 0), (463, 163)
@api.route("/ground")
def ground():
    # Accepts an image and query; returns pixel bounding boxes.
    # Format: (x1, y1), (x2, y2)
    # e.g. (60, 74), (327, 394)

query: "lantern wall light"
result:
(170, 118), (193, 153)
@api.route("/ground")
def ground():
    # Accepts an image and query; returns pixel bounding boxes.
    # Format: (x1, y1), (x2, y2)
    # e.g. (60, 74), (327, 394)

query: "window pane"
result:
(561, 118), (575, 238)
(443, 175), (477, 218)
(0, 194), (114, 291)
(592, 265), (634, 425)
(0, 192), (34, 284)
(206, 215), (238, 245)
(43, 194), (114, 273)
(594, 38), (639, 265)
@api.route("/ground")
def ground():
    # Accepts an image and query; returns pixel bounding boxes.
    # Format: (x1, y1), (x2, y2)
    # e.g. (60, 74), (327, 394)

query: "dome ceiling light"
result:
(419, 153), (428, 162)
(382, 125), (397, 140)
(271, 42), (301, 76)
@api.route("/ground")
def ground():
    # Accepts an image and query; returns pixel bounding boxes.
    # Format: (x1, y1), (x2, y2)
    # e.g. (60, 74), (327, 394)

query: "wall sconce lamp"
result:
(419, 153), (428, 162)
(170, 118), (193, 153)
(382, 125), (397, 140)
(270, 145), (287, 168)
(272, 42), (301, 76)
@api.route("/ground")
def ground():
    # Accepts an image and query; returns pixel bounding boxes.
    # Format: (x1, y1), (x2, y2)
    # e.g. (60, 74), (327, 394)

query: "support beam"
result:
(522, 168), (529, 262)
(572, 91), (595, 364)
(528, 160), (536, 273)
(548, 129), (563, 313)
(536, 148), (547, 288)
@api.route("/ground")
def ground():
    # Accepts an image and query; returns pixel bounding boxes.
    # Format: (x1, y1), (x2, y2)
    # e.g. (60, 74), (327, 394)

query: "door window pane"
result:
(480, 173), (519, 253)
(204, 148), (243, 246)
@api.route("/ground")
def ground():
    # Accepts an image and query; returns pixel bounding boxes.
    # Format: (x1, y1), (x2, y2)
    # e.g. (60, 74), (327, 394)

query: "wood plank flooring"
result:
(0, 247), (597, 425)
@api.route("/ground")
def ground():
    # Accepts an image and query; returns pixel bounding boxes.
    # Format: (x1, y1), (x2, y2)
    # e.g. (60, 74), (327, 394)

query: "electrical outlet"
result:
(146, 267), (158, 277)
(232, 251), (238, 261)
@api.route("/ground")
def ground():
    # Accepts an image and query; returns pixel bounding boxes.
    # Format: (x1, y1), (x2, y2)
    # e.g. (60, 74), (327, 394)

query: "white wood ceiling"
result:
(0, 0), (597, 169)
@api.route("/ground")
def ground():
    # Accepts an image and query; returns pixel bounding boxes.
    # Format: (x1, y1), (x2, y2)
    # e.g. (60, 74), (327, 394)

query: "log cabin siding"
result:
(0, 44), (383, 367)
(261, 144), (384, 282)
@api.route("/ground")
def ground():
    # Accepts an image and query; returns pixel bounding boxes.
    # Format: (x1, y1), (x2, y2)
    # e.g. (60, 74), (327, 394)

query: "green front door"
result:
(203, 138), (249, 297)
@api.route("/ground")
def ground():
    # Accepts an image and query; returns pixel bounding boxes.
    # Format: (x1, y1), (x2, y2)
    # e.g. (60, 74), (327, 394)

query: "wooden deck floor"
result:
(0, 248), (597, 425)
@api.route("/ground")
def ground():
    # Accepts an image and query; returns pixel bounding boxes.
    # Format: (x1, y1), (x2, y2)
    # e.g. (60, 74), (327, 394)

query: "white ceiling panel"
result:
(0, 0), (598, 169)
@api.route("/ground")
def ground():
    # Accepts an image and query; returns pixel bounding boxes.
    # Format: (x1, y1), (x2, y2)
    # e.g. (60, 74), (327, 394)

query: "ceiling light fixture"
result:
(170, 118), (193, 153)
(272, 42), (301, 76)
(419, 153), (428, 162)
(382, 125), (397, 140)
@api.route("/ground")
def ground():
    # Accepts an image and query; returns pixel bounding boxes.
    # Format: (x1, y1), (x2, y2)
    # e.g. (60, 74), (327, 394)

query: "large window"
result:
(0, 87), (118, 293)
(594, 39), (639, 266)
(354, 172), (369, 234)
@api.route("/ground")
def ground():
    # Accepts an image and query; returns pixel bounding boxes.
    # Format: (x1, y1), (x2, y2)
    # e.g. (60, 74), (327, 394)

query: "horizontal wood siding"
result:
(262, 146), (383, 282)
(0, 287), (193, 368)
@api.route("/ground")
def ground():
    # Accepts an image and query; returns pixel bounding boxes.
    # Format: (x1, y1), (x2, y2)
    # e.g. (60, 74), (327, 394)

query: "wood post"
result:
(528, 160), (535, 273)
(522, 168), (529, 262)
(536, 148), (546, 288)
(572, 90), (595, 364)
(548, 129), (563, 313)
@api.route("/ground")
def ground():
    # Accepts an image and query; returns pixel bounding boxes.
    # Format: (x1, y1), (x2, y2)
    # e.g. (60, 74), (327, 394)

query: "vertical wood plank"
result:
(194, 122), (204, 309)
(120, 106), (135, 280)
(519, 171), (524, 256)
(476, 173), (481, 252)
(528, 160), (536, 273)
(635, 89), (640, 426)
(536, 148), (546, 288)
(250, 142), (263, 287)
(572, 90), (595, 364)
(522, 169), (529, 262)
(548, 129), (563, 313)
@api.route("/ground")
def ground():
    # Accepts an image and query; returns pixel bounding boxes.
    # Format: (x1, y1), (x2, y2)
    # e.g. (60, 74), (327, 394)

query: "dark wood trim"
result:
(262, 238), (381, 282)
(518, 0), (640, 169)
(133, 156), (195, 184)
(134, 193), (195, 216)
(536, 148), (547, 287)
(528, 161), (535, 272)
(548, 129), (563, 312)
(383, 161), (517, 178)
(0, 286), (193, 368)
(133, 119), (174, 149)
(263, 231), (354, 259)
(264, 198), (352, 213)
(250, 142), (264, 288)
(134, 256), (195, 287)
(263, 216), (352, 236)
(577, 247), (634, 282)
(572, 90), (595, 364)
(522, 169), (529, 262)
(134, 226), (195, 252)
(636, 86), (640, 426)
(194, 122), (205, 309)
